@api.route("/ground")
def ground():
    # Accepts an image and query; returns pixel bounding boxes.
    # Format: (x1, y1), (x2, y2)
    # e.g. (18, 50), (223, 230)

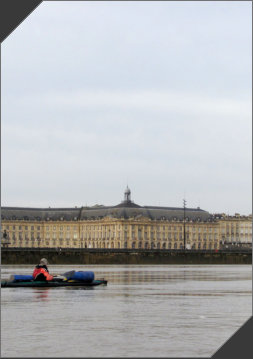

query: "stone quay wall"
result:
(1, 248), (251, 265)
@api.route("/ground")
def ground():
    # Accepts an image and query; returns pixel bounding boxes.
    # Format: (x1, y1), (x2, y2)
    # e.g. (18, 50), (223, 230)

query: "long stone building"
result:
(1, 188), (252, 250)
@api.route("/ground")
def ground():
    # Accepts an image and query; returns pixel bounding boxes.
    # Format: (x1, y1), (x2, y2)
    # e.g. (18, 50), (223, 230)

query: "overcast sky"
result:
(1, 1), (252, 214)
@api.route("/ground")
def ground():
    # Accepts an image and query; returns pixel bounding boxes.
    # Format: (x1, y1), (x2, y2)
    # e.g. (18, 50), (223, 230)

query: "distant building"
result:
(214, 213), (252, 250)
(1, 187), (252, 250)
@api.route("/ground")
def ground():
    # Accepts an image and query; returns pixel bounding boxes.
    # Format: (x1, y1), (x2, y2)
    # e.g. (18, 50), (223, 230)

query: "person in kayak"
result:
(33, 258), (54, 281)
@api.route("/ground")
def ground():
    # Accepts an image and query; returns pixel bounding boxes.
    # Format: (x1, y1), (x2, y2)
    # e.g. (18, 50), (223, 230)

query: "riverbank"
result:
(1, 248), (251, 265)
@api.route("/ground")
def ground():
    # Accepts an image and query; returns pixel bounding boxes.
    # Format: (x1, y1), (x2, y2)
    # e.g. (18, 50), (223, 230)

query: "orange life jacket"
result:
(33, 266), (53, 281)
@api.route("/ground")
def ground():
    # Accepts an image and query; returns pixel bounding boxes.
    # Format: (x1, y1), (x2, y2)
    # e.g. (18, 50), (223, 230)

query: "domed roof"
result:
(1, 204), (213, 222)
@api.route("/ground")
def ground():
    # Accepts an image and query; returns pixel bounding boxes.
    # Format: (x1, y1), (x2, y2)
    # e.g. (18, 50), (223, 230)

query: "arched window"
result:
(168, 243), (171, 249)
(124, 242), (128, 248)
(138, 241), (142, 248)
(192, 243), (195, 249)
(174, 243), (177, 249)
(145, 242), (148, 249)
(118, 242), (121, 249)
(151, 242), (155, 249)
(162, 242), (166, 249)
(111, 242), (114, 248)
(132, 242), (136, 249)
(198, 243), (201, 249)
(180, 243), (183, 249)
(157, 242), (160, 249)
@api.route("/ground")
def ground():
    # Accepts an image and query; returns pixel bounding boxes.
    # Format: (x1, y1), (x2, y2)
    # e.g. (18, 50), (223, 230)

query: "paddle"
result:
(53, 270), (76, 282)
(62, 270), (75, 280)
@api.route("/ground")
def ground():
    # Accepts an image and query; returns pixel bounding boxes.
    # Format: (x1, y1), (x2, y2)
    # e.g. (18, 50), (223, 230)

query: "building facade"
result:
(216, 213), (252, 249)
(1, 188), (252, 250)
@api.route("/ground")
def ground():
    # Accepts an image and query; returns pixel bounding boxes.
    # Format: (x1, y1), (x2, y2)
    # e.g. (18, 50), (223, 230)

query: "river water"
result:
(1, 265), (252, 358)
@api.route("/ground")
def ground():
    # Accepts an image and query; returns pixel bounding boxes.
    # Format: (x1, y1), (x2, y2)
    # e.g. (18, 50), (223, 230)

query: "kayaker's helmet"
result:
(40, 258), (49, 266)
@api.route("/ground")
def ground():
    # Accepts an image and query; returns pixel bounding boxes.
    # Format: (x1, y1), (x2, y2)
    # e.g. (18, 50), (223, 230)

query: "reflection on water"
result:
(32, 288), (50, 301)
(1, 265), (252, 358)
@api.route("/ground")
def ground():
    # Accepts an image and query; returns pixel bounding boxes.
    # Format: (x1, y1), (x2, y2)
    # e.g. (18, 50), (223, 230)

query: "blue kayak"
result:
(1, 279), (107, 288)
(1, 270), (107, 288)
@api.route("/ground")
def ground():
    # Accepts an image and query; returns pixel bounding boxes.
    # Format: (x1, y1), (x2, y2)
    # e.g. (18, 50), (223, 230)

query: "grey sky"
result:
(1, 1), (252, 214)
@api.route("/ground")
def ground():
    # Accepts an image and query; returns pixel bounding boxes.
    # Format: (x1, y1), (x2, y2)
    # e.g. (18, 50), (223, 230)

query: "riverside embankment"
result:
(1, 248), (251, 265)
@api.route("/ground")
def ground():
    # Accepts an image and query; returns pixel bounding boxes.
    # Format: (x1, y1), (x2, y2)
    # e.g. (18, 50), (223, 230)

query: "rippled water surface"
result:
(1, 265), (252, 357)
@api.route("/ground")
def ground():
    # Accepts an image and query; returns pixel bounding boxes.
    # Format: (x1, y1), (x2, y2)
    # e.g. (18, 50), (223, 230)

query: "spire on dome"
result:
(124, 186), (131, 203)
